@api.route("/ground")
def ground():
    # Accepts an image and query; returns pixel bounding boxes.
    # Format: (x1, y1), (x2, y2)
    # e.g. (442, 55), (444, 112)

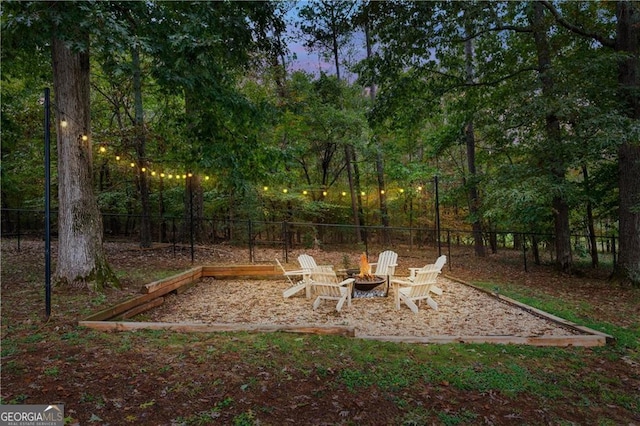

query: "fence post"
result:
(447, 230), (451, 271)
(17, 210), (21, 251)
(172, 218), (176, 257)
(282, 221), (289, 263)
(248, 220), (254, 262)
(611, 235), (617, 270)
(522, 233), (528, 272)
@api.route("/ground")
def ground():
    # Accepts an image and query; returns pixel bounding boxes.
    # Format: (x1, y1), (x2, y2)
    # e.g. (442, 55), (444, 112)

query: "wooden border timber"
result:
(78, 264), (614, 347)
(442, 275), (614, 346)
(78, 321), (355, 337)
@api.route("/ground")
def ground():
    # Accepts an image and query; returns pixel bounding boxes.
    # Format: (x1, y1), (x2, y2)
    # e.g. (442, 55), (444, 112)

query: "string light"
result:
(99, 146), (106, 153)
(282, 188), (288, 193)
(60, 118), (68, 128)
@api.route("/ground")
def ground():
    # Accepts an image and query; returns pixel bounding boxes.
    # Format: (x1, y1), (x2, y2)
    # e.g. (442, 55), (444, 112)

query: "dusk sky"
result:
(283, 1), (366, 83)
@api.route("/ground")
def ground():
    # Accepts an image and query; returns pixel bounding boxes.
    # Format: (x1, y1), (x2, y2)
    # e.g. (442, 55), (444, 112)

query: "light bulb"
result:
(60, 119), (68, 128)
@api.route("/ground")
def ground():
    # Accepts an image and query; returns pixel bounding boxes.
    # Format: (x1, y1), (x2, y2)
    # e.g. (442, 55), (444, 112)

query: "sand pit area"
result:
(145, 275), (592, 342)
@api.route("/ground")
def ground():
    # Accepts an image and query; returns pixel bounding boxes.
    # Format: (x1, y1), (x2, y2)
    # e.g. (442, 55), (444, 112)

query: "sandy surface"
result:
(148, 276), (582, 338)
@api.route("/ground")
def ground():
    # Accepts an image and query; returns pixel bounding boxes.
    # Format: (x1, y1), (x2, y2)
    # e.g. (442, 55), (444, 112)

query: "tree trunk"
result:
(464, 36), (485, 257)
(132, 46), (152, 248)
(531, 2), (572, 273)
(51, 33), (119, 290)
(615, 1), (640, 286)
(363, 15), (389, 240)
(345, 144), (362, 242)
(582, 165), (599, 268)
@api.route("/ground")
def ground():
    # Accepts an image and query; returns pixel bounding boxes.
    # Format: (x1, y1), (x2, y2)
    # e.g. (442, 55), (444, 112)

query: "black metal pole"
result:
(189, 177), (194, 263)
(44, 88), (51, 319)
(434, 175), (441, 257)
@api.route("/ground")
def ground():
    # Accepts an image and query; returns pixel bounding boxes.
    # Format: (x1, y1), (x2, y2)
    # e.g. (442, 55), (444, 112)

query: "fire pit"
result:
(351, 253), (388, 293)
(353, 275), (386, 291)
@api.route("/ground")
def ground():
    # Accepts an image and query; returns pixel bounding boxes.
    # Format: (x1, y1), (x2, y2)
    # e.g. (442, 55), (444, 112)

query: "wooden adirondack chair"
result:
(391, 269), (440, 313)
(277, 258), (310, 299)
(297, 254), (333, 272)
(408, 255), (446, 296)
(369, 250), (398, 278)
(309, 268), (354, 312)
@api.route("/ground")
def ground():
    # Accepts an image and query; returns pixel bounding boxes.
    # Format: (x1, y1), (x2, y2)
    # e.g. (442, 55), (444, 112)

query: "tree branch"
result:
(540, 0), (616, 48)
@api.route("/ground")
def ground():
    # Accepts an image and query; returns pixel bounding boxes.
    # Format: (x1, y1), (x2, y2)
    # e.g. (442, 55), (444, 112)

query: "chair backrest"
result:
(298, 254), (318, 270)
(309, 269), (343, 297)
(310, 268), (339, 284)
(373, 250), (398, 276)
(275, 258), (287, 274)
(420, 255), (447, 273)
(406, 270), (439, 298)
(433, 255), (447, 271)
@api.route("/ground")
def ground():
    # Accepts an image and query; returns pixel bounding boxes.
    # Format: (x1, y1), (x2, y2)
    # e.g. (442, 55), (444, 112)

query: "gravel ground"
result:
(147, 276), (583, 338)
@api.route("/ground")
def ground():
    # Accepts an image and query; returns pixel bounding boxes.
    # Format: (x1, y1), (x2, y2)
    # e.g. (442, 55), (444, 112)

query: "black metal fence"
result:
(1, 208), (618, 271)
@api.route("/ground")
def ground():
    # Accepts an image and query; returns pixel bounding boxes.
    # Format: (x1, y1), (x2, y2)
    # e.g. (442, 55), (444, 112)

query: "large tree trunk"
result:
(531, 2), (573, 273)
(582, 165), (599, 268)
(362, 14), (389, 240)
(464, 36), (485, 257)
(52, 34), (119, 290)
(615, 1), (640, 286)
(132, 46), (152, 248)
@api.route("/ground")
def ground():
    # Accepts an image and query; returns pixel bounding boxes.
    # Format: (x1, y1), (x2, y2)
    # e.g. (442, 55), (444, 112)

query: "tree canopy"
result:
(2, 1), (638, 286)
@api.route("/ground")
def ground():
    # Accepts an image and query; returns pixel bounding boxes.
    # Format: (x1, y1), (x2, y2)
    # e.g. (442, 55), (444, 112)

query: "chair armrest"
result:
(338, 278), (355, 286)
(283, 269), (308, 276)
(391, 278), (413, 286)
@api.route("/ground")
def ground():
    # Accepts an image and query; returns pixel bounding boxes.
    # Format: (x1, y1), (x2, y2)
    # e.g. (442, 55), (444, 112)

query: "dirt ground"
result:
(2, 239), (639, 425)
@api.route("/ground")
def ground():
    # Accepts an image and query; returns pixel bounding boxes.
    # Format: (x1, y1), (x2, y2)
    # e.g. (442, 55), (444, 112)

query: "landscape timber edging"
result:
(443, 274), (615, 346)
(78, 264), (614, 346)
